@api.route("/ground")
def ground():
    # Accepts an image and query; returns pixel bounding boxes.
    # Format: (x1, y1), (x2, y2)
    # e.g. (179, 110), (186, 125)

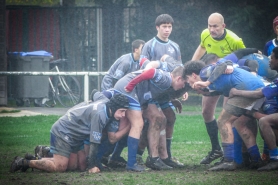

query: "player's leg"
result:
(258, 113), (278, 171)
(143, 104), (172, 170)
(125, 109), (146, 171)
(162, 105), (184, 167)
(200, 95), (223, 164)
(208, 109), (236, 171)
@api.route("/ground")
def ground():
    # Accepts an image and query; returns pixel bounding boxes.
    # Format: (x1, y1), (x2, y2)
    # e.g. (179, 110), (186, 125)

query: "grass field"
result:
(0, 113), (277, 185)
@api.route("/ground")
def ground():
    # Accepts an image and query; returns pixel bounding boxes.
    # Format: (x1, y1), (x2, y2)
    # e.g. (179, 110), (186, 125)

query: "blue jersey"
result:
(201, 67), (265, 97)
(262, 78), (278, 103)
(141, 37), (181, 62)
(264, 39), (278, 57)
(218, 52), (277, 80)
(101, 53), (139, 91)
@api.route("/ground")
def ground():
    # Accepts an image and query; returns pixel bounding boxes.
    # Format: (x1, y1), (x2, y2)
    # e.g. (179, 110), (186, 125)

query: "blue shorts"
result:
(262, 98), (278, 114)
(50, 133), (84, 158)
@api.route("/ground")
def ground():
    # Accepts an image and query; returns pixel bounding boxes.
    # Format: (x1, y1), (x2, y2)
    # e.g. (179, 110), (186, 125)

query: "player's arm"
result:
(87, 142), (100, 173)
(192, 45), (206, 60)
(208, 60), (233, 83)
(229, 88), (263, 99)
(125, 68), (156, 92)
(108, 119), (131, 144)
(233, 48), (259, 59)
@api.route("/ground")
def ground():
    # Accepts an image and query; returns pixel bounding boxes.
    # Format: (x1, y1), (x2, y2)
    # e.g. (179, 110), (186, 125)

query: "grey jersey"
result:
(51, 100), (111, 148)
(101, 53), (139, 91)
(140, 37), (182, 62)
(113, 69), (172, 107)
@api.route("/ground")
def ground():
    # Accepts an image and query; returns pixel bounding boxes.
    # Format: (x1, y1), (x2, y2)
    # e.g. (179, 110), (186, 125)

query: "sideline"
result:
(0, 107), (69, 117)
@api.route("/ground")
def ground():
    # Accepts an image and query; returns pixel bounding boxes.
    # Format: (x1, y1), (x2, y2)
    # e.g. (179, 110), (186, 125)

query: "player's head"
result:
(208, 12), (226, 39)
(155, 14), (174, 41)
(273, 16), (278, 35)
(270, 47), (278, 71)
(170, 66), (187, 90)
(132, 39), (145, 53)
(107, 94), (129, 120)
(155, 14), (174, 27)
(202, 53), (219, 65)
(183, 60), (205, 87)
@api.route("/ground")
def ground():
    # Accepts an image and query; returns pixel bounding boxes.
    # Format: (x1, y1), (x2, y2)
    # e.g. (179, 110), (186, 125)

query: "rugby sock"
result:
(110, 136), (128, 160)
(247, 145), (261, 162)
(263, 141), (269, 155)
(269, 148), (278, 160)
(205, 119), (221, 151)
(222, 143), (234, 162)
(166, 138), (172, 159)
(232, 127), (243, 164)
(127, 136), (139, 167)
(137, 148), (145, 156)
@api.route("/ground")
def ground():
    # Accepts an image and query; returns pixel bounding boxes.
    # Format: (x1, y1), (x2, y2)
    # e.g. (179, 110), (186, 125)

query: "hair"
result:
(273, 16), (278, 34)
(155, 14), (174, 26)
(202, 53), (219, 65)
(273, 47), (278, 59)
(183, 60), (205, 76)
(171, 66), (185, 79)
(132, 39), (145, 52)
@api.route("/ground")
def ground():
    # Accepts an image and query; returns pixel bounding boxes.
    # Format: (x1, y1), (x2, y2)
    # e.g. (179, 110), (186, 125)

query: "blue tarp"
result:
(8, 50), (53, 57)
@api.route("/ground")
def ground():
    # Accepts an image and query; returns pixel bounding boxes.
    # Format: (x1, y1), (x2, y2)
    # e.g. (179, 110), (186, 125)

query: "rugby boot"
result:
(107, 156), (127, 168)
(145, 156), (172, 170)
(248, 159), (267, 169)
(136, 154), (145, 165)
(200, 149), (223, 164)
(257, 160), (278, 171)
(208, 161), (236, 171)
(162, 157), (184, 168)
(10, 156), (29, 173)
(35, 145), (52, 158)
(126, 163), (147, 172)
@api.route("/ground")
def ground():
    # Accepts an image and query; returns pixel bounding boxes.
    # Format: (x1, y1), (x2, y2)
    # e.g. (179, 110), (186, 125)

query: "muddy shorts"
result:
(224, 96), (265, 117)
(50, 133), (83, 158)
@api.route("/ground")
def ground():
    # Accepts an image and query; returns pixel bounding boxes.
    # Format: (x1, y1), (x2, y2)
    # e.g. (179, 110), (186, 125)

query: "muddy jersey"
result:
(113, 69), (172, 108)
(200, 66), (265, 97)
(264, 39), (278, 57)
(51, 99), (112, 148)
(200, 28), (245, 58)
(218, 51), (277, 79)
(101, 53), (139, 91)
(140, 36), (181, 62)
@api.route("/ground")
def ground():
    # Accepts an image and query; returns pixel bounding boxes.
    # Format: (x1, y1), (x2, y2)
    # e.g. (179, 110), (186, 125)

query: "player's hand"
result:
(160, 54), (169, 62)
(124, 87), (131, 92)
(193, 81), (211, 89)
(88, 167), (100, 173)
(171, 99), (182, 113)
(181, 92), (188, 101)
(224, 65), (234, 74)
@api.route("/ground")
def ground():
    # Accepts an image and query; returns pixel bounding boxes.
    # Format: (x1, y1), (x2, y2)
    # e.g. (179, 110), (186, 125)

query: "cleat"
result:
(171, 157), (184, 167)
(101, 155), (109, 166)
(208, 161), (236, 171)
(162, 157), (184, 168)
(126, 163), (147, 172)
(200, 150), (223, 164)
(10, 156), (28, 173)
(90, 89), (98, 102)
(107, 156), (127, 168)
(136, 154), (145, 165)
(242, 152), (251, 167)
(248, 159), (267, 169)
(145, 156), (173, 170)
(24, 153), (37, 160)
(35, 145), (51, 158)
(257, 160), (278, 171)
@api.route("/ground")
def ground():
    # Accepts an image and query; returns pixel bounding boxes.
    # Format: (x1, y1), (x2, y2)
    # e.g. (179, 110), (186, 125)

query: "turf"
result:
(0, 114), (277, 185)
